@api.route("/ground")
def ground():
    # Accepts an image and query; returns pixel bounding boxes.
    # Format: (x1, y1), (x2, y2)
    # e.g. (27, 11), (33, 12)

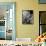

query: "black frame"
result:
(22, 10), (33, 24)
(39, 11), (46, 35)
(39, 0), (46, 4)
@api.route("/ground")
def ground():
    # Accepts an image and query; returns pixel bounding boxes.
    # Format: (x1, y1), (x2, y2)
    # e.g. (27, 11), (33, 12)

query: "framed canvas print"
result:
(22, 10), (33, 24)
(39, 0), (46, 4)
(39, 11), (46, 35)
(0, 2), (16, 40)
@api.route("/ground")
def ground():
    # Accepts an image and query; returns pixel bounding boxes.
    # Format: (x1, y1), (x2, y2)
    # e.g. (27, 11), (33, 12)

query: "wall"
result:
(0, 0), (46, 41)
(16, 0), (39, 40)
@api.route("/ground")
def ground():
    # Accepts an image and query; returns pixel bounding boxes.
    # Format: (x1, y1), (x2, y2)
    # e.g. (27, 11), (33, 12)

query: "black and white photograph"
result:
(22, 10), (33, 24)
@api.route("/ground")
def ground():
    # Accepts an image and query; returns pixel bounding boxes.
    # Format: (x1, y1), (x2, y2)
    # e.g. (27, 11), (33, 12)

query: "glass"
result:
(40, 25), (46, 34)
(6, 29), (12, 40)
(39, 0), (46, 4)
(39, 11), (46, 35)
(0, 32), (5, 40)
(0, 2), (16, 40)
(40, 11), (46, 24)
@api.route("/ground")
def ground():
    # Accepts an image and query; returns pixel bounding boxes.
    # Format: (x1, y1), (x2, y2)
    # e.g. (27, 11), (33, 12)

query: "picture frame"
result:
(22, 10), (33, 24)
